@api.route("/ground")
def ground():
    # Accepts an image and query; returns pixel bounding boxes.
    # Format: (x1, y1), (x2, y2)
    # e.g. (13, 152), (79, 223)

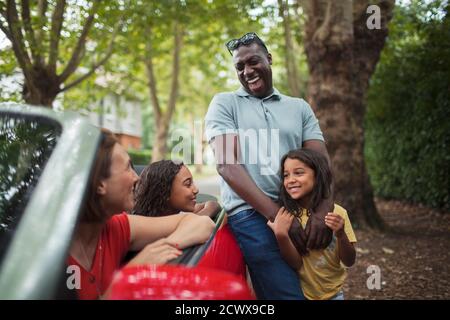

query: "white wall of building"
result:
(87, 94), (142, 138)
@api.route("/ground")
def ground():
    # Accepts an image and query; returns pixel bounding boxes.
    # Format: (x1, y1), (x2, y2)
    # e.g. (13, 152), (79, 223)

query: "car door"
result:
(0, 104), (101, 299)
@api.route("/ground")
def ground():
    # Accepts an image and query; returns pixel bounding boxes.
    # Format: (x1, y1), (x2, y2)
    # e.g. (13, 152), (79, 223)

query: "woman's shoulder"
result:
(104, 212), (131, 252)
(105, 212), (130, 235)
(109, 212), (129, 224)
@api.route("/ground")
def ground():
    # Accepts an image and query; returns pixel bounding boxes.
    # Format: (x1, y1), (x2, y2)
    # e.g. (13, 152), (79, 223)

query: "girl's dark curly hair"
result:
(278, 148), (332, 217)
(133, 160), (184, 217)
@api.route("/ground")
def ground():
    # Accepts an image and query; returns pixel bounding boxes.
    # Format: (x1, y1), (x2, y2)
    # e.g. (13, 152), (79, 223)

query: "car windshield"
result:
(0, 113), (62, 263)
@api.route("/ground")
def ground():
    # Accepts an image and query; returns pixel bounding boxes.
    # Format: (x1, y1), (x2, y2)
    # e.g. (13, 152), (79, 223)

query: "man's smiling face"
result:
(232, 42), (273, 98)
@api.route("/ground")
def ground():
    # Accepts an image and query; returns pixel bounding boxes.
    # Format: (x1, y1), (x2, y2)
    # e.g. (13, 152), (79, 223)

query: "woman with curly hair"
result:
(133, 160), (218, 217)
(133, 160), (246, 279)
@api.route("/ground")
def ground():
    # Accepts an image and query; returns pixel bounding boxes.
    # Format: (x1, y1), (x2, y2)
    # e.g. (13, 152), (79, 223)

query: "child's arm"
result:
(325, 212), (356, 267)
(275, 231), (304, 270)
(193, 201), (221, 218)
(267, 208), (303, 269)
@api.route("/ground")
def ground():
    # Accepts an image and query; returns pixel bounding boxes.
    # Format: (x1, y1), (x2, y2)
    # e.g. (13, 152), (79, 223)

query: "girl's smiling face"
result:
(168, 165), (199, 212)
(283, 158), (315, 207)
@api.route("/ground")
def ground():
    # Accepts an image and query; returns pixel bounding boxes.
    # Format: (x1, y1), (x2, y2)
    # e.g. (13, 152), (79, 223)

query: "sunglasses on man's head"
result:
(225, 32), (268, 55)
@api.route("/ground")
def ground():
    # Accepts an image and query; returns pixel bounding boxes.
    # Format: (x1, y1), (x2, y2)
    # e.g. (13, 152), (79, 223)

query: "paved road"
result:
(196, 174), (221, 199)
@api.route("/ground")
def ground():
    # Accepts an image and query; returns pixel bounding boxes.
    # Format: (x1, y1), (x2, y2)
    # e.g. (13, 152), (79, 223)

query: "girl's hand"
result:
(193, 201), (221, 218)
(325, 212), (345, 238)
(267, 207), (294, 237)
(193, 203), (206, 213)
(128, 238), (183, 266)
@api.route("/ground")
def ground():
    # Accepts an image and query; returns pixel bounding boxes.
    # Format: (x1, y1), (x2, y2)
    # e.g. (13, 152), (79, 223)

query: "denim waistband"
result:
(227, 203), (253, 217)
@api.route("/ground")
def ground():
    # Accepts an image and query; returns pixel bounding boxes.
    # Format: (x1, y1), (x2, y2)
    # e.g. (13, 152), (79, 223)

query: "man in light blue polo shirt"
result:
(205, 32), (334, 299)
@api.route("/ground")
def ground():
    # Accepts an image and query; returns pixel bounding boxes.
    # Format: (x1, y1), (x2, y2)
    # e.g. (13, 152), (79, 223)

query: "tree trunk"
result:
(145, 22), (182, 163)
(302, 0), (394, 229)
(22, 67), (60, 107)
(152, 119), (169, 162)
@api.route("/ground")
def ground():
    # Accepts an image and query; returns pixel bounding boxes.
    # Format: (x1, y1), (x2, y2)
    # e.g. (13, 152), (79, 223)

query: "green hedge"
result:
(365, 5), (450, 211)
(128, 149), (152, 165)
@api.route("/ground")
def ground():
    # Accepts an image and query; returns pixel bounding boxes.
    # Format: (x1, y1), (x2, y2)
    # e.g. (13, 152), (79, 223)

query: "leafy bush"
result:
(128, 149), (152, 165)
(365, 2), (450, 211)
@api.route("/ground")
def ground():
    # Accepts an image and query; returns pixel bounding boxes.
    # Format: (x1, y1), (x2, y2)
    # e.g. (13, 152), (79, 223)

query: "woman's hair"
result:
(278, 148), (332, 216)
(133, 160), (184, 217)
(82, 128), (118, 223)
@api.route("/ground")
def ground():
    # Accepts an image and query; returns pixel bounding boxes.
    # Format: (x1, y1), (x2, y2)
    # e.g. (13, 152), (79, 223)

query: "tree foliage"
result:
(2, 0), (447, 211)
(0, 0), (124, 106)
(365, 0), (450, 211)
(105, 0), (266, 159)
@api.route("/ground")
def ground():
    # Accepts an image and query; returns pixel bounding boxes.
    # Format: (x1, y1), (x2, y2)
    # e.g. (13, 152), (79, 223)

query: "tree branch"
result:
(58, 0), (100, 83)
(312, 0), (333, 43)
(59, 17), (121, 93)
(37, 0), (48, 19)
(143, 24), (162, 120)
(0, 24), (11, 41)
(6, 0), (33, 78)
(48, 0), (66, 74)
(116, 70), (146, 87)
(35, 0), (47, 46)
(20, 0), (42, 65)
(0, 14), (12, 41)
(0, 2), (7, 20)
(165, 21), (182, 124)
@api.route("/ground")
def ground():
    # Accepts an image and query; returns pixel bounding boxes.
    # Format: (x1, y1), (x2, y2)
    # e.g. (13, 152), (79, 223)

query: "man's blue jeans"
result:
(227, 208), (305, 300)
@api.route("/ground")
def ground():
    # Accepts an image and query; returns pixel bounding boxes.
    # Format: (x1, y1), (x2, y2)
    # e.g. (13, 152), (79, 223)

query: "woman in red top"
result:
(67, 130), (214, 299)
(133, 160), (246, 279)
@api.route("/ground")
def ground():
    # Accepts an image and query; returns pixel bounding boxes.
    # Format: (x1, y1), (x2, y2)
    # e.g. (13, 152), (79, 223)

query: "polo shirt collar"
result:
(235, 87), (282, 101)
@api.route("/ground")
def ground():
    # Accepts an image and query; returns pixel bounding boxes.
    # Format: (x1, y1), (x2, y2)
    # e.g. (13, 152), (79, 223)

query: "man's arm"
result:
(302, 139), (334, 249)
(211, 133), (309, 255)
(210, 134), (279, 221)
